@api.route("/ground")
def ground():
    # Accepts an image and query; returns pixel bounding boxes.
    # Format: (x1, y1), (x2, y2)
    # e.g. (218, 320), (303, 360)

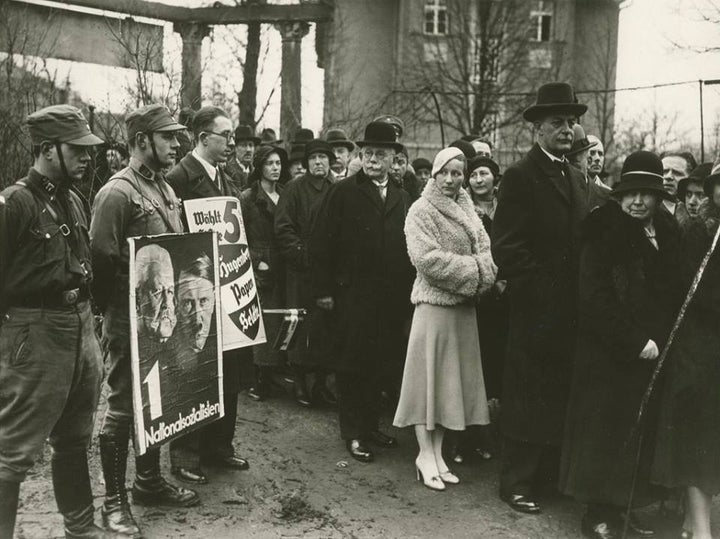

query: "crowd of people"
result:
(1, 79), (720, 539)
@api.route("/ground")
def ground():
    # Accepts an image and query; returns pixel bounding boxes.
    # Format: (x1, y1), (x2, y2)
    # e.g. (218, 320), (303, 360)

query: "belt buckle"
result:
(59, 224), (71, 236)
(62, 288), (79, 306)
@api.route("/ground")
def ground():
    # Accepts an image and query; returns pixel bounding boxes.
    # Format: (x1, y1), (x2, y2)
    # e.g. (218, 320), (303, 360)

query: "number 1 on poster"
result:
(143, 361), (163, 420)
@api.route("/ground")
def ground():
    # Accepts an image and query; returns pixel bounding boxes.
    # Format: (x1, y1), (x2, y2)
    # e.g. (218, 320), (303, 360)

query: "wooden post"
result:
(275, 21), (309, 141)
(174, 22), (211, 110)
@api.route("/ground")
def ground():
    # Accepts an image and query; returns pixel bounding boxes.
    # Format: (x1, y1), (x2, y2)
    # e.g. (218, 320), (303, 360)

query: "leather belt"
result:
(9, 286), (90, 309)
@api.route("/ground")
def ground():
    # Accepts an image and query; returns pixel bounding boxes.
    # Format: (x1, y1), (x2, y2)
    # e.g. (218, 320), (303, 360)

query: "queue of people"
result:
(2, 79), (720, 539)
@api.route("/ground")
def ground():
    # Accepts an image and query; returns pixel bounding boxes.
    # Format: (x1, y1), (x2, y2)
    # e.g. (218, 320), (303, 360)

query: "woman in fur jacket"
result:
(393, 147), (497, 491)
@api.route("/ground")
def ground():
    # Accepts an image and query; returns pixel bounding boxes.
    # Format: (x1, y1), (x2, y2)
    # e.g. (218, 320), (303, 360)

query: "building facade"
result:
(321, 0), (621, 166)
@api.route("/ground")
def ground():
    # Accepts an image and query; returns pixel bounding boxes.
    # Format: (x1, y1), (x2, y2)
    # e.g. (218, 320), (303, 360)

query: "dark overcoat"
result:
(559, 201), (683, 507)
(239, 182), (285, 366)
(166, 152), (242, 206)
(274, 172), (335, 368)
(310, 170), (415, 374)
(652, 199), (720, 495)
(491, 143), (590, 445)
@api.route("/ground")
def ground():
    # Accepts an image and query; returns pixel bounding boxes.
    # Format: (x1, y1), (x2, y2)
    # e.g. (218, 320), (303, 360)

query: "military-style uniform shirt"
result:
(90, 156), (183, 310)
(0, 168), (91, 311)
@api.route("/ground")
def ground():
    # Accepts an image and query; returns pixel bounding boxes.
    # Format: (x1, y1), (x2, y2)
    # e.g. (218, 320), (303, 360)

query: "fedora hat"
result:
(260, 127), (283, 145)
(303, 139), (336, 168)
(676, 162), (711, 200)
(523, 82), (587, 123)
(325, 128), (355, 151)
(234, 125), (261, 144)
(356, 121), (404, 153)
(612, 151), (673, 200)
(291, 127), (314, 144)
(566, 124), (597, 156)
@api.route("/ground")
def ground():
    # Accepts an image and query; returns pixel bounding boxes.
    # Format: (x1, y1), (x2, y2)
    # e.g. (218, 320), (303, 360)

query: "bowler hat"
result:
(291, 128), (314, 144)
(612, 151), (673, 200)
(523, 82), (587, 123)
(373, 114), (405, 138)
(27, 104), (104, 146)
(234, 125), (261, 144)
(260, 127), (282, 145)
(450, 139), (477, 160)
(703, 159), (720, 198)
(566, 124), (597, 156)
(303, 139), (336, 168)
(412, 157), (432, 173)
(288, 144), (305, 164)
(677, 162), (712, 200)
(126, 104), (186, 141)
(356, 121), (404, 153)
(467, 155), (500, 179)
(326, 128), (355, 151)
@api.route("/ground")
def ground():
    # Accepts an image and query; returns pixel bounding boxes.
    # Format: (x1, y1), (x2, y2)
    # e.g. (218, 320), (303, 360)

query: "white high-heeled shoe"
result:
(415, 458), (446, 491)
(438, 469), (460, 484)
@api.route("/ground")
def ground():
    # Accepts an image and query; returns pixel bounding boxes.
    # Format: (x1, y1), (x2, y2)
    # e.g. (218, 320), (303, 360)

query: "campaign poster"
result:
(183, 196), (267, 351)
(128, 232), (224, 455)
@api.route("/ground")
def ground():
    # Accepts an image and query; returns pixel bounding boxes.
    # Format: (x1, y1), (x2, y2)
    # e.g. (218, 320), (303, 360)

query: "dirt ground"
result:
(13, 373), (719, 539)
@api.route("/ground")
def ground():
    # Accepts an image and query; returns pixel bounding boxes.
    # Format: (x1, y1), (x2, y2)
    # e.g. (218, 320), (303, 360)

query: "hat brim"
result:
(523, 103), (588, 122)
(65, 132), (105, 146)
(356, 140), (404, 153)
(303, 148), (337, 168)
(566, 139), (597, 157)
(611, 177), (675, 201)
(155, 122), (188, 132)
(329, 140), (355, 151)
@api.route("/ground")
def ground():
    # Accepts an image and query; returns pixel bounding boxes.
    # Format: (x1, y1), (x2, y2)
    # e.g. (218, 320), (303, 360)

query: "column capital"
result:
(173, 22), (211, 43)
(275, 21), (310, 42)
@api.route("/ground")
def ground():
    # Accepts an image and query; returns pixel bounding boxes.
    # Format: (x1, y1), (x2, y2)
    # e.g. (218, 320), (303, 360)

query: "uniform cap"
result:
(126, 104), (186, 140)
(27, 104), (104, 146)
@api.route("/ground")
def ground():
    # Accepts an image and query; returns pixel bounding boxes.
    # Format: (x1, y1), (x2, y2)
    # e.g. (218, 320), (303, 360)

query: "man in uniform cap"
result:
(491, 82), (591, 515)
(91, 104), (199, 538)
(0, 105), (119, 538)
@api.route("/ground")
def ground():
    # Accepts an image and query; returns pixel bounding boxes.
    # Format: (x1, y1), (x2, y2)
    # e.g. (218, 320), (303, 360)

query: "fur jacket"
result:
(404, 178), (497, 305)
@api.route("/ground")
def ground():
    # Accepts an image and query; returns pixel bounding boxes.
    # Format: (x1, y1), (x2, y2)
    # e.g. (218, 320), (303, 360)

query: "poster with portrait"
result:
(128, 232), (224, 455)
(183, 196), (267, 350)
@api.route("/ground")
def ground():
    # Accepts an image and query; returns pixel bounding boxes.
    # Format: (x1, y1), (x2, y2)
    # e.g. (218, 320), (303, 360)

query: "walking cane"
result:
(621, 222), (720, 539)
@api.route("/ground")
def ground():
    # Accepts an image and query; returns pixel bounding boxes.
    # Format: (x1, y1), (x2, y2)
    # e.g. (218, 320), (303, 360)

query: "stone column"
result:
(275, 21), (309, 141)
(174, 22), (211, 110)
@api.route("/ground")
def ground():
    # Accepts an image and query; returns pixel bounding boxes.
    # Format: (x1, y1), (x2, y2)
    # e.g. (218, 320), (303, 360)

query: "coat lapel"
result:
(357, 173), (384, 212)
(384, 181), (402, 215)
(183, 154), (222, 198)
(530, 144), (570, 205)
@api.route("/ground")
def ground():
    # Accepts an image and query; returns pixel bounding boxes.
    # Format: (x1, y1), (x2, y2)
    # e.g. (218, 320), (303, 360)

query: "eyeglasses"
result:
(362, 149), (390, 160)
(204, 131), (235, 143)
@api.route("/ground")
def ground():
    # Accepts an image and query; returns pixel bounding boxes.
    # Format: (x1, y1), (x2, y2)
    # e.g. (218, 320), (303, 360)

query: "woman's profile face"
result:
(468, 166), (496, 198)
(435, 158), (465, 198)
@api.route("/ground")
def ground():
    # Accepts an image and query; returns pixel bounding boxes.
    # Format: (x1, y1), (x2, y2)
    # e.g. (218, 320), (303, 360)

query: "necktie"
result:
(376, 182), (386, 202)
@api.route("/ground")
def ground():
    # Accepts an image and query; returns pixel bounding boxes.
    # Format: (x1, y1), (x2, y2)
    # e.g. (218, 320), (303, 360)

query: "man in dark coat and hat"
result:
(567, 124), (610, 211)
(310, 121), (414, 463)
(225, 125), (261, 192)
(491, 82), (591, 514)
(275, 139), (338, 407)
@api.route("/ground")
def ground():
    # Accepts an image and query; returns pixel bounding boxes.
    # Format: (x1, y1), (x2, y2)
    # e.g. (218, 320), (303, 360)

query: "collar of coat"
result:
(179, 153), (225, 195)
(698, 198), (720, 236)
(419, 177), (490, 253)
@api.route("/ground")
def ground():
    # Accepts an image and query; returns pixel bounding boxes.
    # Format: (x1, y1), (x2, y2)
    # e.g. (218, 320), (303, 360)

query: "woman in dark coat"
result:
(652, 163), (720, 539)
(239, 145), (288, 400)
(559, 151), (684, 539)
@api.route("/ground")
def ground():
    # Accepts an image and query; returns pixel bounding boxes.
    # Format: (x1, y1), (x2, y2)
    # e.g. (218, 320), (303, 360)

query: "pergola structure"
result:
(9, 0), (334, 138)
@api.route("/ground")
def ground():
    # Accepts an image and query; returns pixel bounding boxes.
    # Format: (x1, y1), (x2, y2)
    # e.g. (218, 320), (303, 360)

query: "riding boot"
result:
(51, 450), (126, 538)
(131, 449), (199, 507)
(0, 479), (20, 539)
(99, 434), (141, 537)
